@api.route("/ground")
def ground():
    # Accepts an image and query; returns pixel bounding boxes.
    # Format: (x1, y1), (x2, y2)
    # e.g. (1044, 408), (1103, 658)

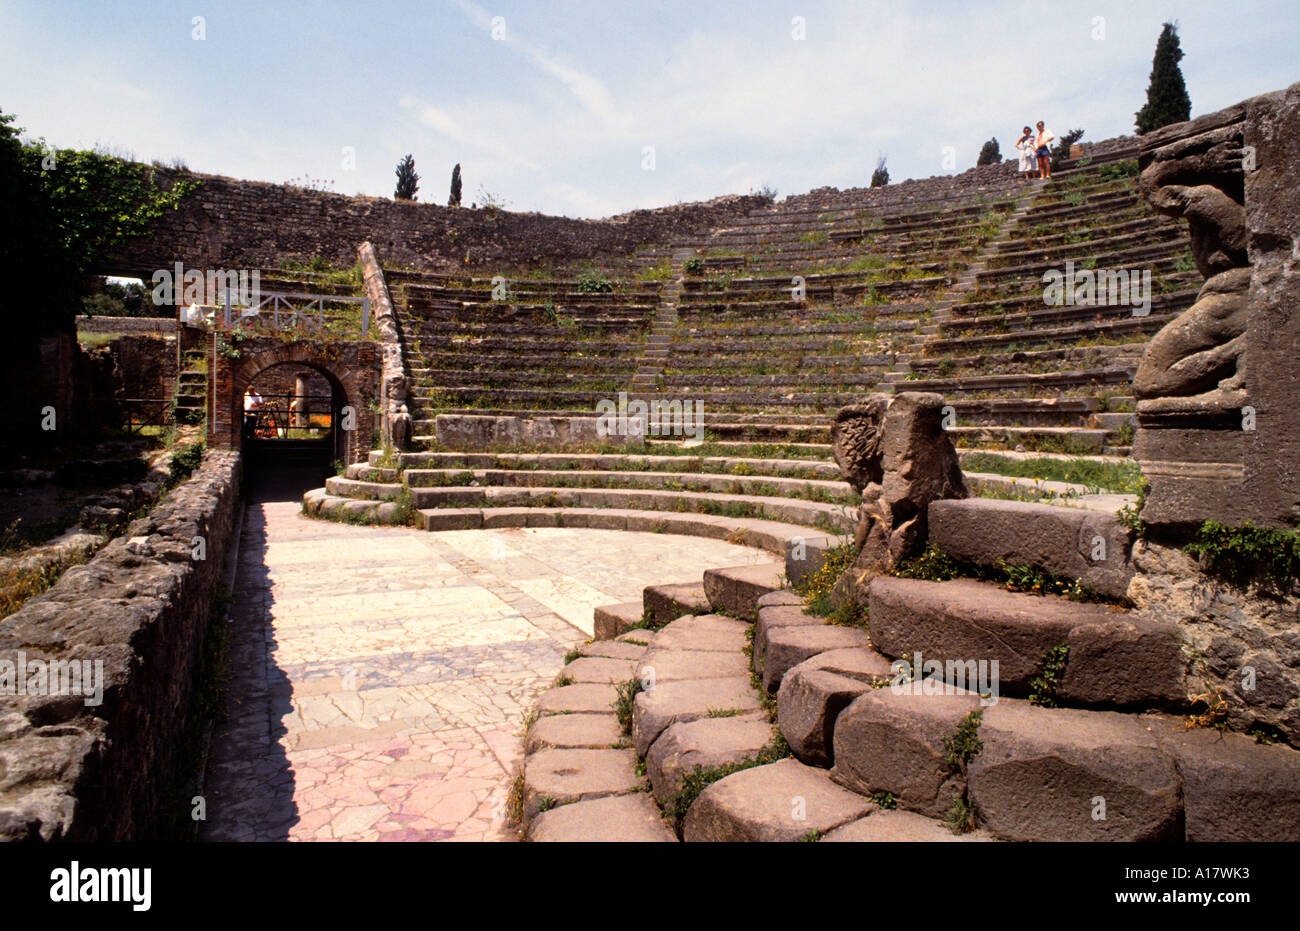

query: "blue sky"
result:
(2, 1), (1297, 218)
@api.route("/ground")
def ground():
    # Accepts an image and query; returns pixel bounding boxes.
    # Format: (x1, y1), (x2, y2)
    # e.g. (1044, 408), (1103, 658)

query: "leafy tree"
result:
(1136, 22), (1192, 134)
(1, 108), (197, 329)
(448, 163), (462, 207)
(870, 155), (889, 188)
(977, 137), (1001, 166)
(394, 154), (420, 200)
(1, 106), (198, 437)
(1051, 128), (1085, 170)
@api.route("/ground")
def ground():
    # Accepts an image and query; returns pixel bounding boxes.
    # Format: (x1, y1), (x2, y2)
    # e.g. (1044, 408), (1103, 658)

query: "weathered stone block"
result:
(830, 686), (982, 818)
(645, 714), (773, 806)
(927, 497), (1134, 600)
(683, 758), (873, 842)
(762, 625), (874, 694)
(529, 793), (677, 842)
(702, 563), (785, 620)
(632, 677), (761, 757)
(967, 702), (1181, 841)
(777, 648), (895, 766)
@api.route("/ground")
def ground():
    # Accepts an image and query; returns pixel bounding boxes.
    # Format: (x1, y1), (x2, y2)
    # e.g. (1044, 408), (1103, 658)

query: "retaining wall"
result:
(0, 449), (242, 841)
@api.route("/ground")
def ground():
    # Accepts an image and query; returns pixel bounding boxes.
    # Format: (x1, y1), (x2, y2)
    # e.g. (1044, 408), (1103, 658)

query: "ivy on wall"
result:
(1, 106), (200, 335)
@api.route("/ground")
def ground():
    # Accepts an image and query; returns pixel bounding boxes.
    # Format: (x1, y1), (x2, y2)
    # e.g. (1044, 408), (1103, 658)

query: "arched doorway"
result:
(217, 343), (378, 499)
(208, 340), (379, 499)
(240, 361), (341, 473)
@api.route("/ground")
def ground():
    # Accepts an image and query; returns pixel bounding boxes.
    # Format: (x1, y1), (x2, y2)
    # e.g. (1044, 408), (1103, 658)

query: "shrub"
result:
(613, 677), (644, 734)
(576, 272), (613, 293)
(941, 710), (983, 771)
(169, 441), (205, 482)
(1184, 521), (1300, 589)
(976, 137), (1001, 166)
(1051, 129), (1085, 170)
(870, 155), (889, 188)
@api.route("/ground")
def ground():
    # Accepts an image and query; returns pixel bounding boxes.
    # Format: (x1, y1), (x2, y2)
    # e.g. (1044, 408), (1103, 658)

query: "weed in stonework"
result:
(1027, 645), (1070, 707)
(613, 678), (644, 735)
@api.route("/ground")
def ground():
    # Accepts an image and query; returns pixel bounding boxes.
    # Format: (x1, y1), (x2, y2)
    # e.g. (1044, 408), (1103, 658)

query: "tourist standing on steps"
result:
(1016, 126), (1037, 180)
(1035, 121), (1055, 180)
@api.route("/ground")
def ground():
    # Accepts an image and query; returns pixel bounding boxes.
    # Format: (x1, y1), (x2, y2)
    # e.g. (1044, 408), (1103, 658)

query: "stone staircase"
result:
(629, 248), (693, 394)
(514, 494), (1300, 842)
(172, 348), (208, 425)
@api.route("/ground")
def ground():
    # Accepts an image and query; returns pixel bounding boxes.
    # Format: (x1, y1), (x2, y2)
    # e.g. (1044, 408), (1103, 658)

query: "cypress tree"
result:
(1136, 22), (1192, 134)
(394, 154), (420, 200)
(448, 163), (462, 207)
(977, 137), (1001, 166)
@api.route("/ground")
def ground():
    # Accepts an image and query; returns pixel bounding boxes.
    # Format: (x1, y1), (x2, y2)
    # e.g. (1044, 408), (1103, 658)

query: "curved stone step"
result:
(529, 793), (677, 842)
(702, 562), (786, 620)
(761, 625), (874, 694)
(820, 809), (993, 842)
(398, 467), (855, 502)
(777, 648), (895, 766)
(643, 581), (711, 627)
(521, 748), (643, 821)
(301, 488), (399, 523)
(752, 594), (821, 675)
(682, 757), (873, 842)
(967, 701), (1181, 841)
(410, 485), (855, 534)
(593, 600), (642, 640)
(632, 673), (761, 758)
(829, 684), (984, 819)
(645, 714), (774, 808)
(868, 576), (1185, 705)
(927, 497), (1134, 598)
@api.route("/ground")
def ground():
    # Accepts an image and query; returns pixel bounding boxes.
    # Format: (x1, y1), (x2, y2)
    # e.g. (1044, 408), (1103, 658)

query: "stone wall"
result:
(104, 167), (769, 275)
(0, 449), (242, 840)
(78, 333), (178, 405)
(75, 316), (174, 335)
(208, 337), (380, 463)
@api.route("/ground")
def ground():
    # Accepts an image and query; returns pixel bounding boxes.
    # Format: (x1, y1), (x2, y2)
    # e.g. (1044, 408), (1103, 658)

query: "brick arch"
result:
(208, 339), (379, 464)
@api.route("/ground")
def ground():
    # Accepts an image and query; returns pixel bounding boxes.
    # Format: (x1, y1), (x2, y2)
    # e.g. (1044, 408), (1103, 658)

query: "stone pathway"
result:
(201, 493), (772, 842)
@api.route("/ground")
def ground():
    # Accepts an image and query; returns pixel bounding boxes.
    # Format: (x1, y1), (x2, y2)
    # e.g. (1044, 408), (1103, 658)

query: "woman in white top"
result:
(1035, 121), (1055, 180)
(1015, 126), (1036, 180)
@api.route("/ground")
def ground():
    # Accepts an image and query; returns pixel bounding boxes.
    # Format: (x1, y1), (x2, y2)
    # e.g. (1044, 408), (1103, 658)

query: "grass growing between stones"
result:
(1027, 645), (1070, 707)
(664, 730), (791, 825)
(613, 678), (644, 735)
(939, 712), (984, 836)
(894, 544), (1115, 605)
(0, 550), (91, 621)
(791, 541), (868, 628)
(961, 452), (1142, 494)
(942, 710), (984, 771)
(944, 796), (979, 835)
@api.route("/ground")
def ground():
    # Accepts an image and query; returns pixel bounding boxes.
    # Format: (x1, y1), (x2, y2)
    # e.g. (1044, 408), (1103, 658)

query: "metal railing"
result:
(181, 288), (371, 339)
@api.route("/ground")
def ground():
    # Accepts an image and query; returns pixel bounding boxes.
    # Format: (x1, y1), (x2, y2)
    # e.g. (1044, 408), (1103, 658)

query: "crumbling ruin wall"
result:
(104, 168), (770, 275)
(0, 449), (242, 840)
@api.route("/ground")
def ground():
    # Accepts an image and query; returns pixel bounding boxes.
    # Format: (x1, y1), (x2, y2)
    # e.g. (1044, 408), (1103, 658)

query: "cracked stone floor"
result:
(200, 478), (773, 842)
